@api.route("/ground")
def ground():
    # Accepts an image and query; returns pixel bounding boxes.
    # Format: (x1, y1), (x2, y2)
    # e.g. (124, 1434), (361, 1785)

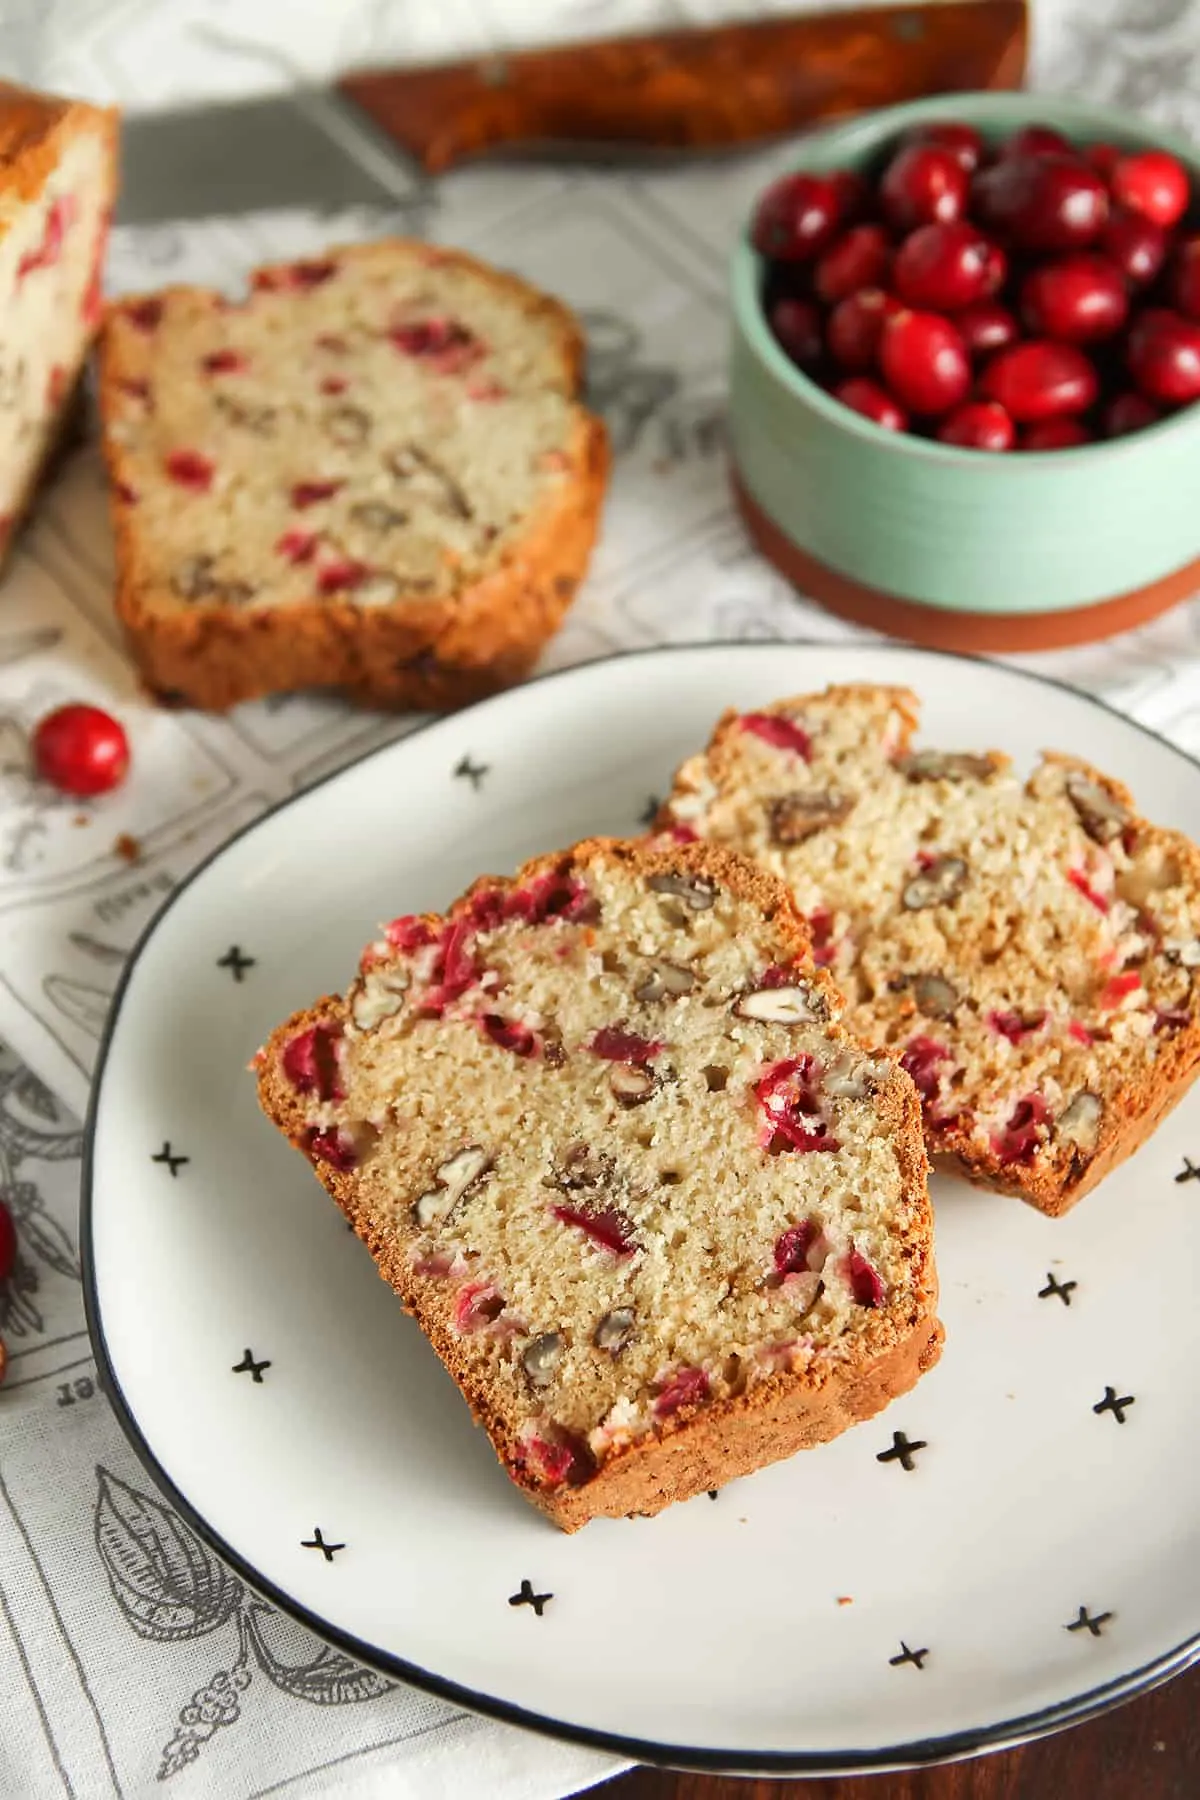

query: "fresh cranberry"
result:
(992, 1094), (1051, 1165)
(1020, 254), (1128, 343)
(291, 479), (343, 508)
(384, 915), (435, 953)
(774, 1220), (821, 1275)
(253, 259), (337, 292)
(847, 1249), (885, 1308)
(276, 527), (318, 563)
(520, 1431), (593, 1489)
(900, 1036), (950, 1102)
(880, 143), (968, 231)
(1021, 418), (1091, 449)
(740, 711), (813, 758)
(588, 1027), (663, 1063)
(981, 242), (1008, 296)
(1101, 209), (1167, 286)
(126, 297), (163, 331)
(830, 169), (870, 224)
(907, 120), (985, 173)
(389, 317), (480, 372)
(973, 155), (1108, 252)
(1127, 308), (1200, 403)
(17, 195), (75, 280)
(201, 349), (248, 375)
(979, 340), (1097, 421)
(316, 559), (370, 594)
(826, 287), (897, 371)
(502, 870), (596, 926)
(833, 376), (907, 431)
(0, 1201), (16, 1282)
(893, 220), (1000, 311)
(282, 1023), (344, 1101)
(937, 400), (1014, 451)
(1103, 391), (1161, 437)
(957, 300), (1020, 358)
(987, 1008), (1046, 1043)
(808, 907), (836, 966)
(751, 171), (844, 260)
(480, 1013), (539, 1057)
(1087, 142), (1122, 183)
(654, 1366), (710, 1419)
(419, 917), (481, 1014)
(1170, 236), (1200, 320)
(998, 124), (1074, 162)
(1099, 970), (1142, 1010)
(551, 1202), (637, 1257)
(33, 704), (129, 797)
(1111, 150), (1190, 227)
(164, 449), (215, 491)
(454, 1281), (507, 1332)
(1067, 866), (1110, 911)
(769, 296), (824, 372)
(754, 1057), (839, 1154)
(879, 310), (970, 416)
(305, 1127), (357, 1171)
(814, 224), (891, 304)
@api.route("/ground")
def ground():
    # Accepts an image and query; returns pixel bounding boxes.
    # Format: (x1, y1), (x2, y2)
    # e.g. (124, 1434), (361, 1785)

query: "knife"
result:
(115, 1), (1026, 226)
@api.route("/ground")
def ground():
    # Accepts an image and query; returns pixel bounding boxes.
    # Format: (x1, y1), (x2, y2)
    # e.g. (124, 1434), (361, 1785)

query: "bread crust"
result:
(96, 239), (610, 712)
(256, 835), (941, 1530)
(665, 684), (1200, 1217)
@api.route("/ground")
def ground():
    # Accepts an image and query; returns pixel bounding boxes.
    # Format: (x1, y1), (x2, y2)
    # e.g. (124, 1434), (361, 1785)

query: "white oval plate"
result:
(84, 643), (1200, 1776)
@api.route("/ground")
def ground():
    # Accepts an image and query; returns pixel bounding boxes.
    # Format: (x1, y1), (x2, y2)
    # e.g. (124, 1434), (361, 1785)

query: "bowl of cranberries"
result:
(731, 94), (1200, 651)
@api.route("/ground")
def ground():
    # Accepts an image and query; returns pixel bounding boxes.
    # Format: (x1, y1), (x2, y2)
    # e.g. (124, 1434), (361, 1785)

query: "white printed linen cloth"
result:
(4, 1), (1200, 1796)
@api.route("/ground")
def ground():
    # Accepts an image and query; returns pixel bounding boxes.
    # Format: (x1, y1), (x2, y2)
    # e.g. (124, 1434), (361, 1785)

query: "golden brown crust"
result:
(96, 239), (609, 712)
(665, 685), (1200, 1218)
(0, 80), (118, 219)
(0, 83), (118, 568)
(256, 835), (940, 1529)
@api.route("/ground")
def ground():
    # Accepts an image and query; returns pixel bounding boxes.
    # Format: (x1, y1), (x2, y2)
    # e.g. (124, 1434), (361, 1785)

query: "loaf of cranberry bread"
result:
(659, 684), (1200, 1216)
(0, 80), (118, 568)
(97, 240), (609, 711)
(256, 837), (941, 1530)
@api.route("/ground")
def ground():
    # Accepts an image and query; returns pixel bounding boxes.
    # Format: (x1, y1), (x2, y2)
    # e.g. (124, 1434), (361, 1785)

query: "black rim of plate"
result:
(81, 639), (1200, 1776)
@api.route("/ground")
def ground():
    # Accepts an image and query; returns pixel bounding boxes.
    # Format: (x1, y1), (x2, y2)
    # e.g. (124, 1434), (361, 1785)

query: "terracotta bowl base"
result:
(732, 471), (1200, 653)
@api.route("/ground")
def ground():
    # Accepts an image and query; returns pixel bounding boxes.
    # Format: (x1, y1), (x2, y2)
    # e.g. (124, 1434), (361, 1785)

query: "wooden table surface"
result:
(593, 1659), (1200, 1798)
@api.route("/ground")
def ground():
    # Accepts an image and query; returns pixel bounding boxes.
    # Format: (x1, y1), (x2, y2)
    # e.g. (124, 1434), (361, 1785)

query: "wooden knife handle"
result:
(339, 1), (1027, 175)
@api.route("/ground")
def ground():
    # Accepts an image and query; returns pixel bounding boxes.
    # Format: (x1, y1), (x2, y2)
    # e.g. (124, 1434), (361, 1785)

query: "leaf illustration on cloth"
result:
(43, 974), (112, 1040)
(157, 1650), (252, 1782)
(95, 1467), (243, 1641)
(0, 1060), (83, 1161)
(16, 1204), (79, 1281)
(244, 1604), (393, 1704)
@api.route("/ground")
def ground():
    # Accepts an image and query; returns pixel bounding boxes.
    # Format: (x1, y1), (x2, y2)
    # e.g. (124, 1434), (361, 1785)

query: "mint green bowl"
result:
(730, 93), (1200, 637)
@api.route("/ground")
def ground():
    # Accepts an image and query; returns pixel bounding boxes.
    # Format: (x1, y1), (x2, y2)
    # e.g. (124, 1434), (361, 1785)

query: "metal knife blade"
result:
(115, 89), (425, 227)
(115, 0), (1027, 228)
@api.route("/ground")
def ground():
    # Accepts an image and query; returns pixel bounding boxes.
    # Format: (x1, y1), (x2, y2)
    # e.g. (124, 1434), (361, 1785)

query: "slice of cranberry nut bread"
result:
(0, 81), (118, 568)
(659, 684), (1200, 1216)
(97, 240), (609, 711)
(256, 837), (940, 1530)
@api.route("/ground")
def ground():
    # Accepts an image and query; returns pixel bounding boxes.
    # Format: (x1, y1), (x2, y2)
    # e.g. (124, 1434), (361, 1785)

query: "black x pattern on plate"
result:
(217, 945), (255, 982)
(301, 1528), (345, 1562)
(151, 1142), (189, 1176)
(509, 1579), (552, 1616)
(877, 1430), (926, 1471)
